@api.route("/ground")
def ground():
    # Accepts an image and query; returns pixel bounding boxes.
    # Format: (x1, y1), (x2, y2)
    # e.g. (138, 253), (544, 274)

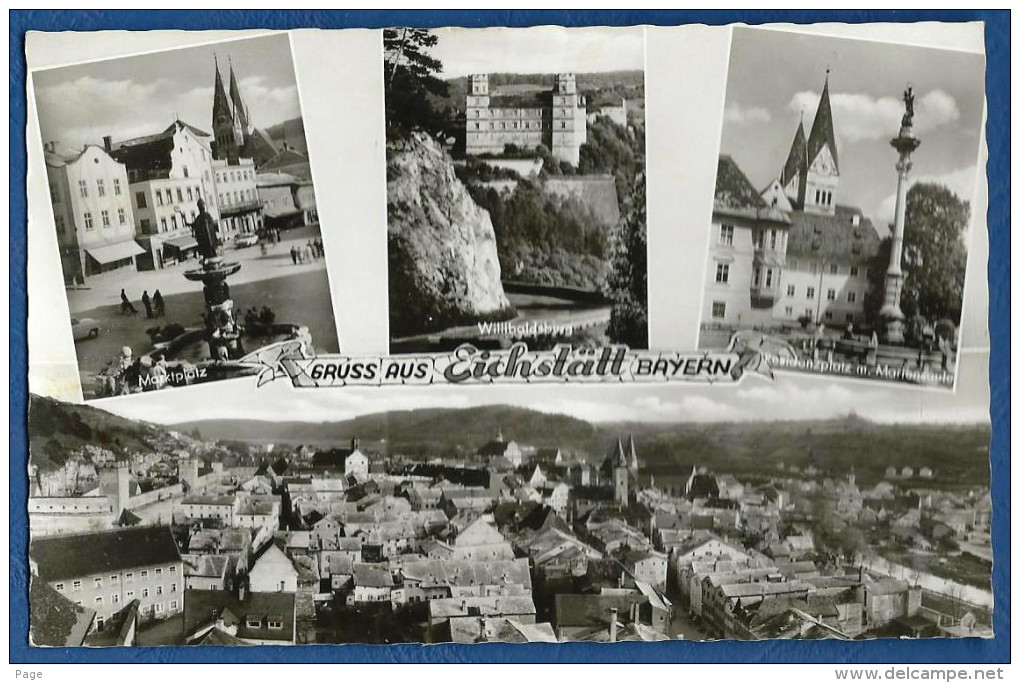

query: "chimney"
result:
(103, 135), (112, 152)
(609, 607), (618, 643)
(238, 578), (247, 602)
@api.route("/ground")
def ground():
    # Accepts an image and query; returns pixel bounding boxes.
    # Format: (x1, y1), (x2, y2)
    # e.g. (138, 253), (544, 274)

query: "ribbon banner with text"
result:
(242, 341), (777, 389)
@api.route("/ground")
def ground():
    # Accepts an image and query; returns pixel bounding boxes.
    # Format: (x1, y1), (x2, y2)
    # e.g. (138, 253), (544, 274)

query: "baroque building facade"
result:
(704, 74), (881, 329)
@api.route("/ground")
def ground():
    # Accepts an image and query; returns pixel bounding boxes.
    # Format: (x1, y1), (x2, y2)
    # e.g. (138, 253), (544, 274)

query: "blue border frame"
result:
(9, 10), (1009, 664)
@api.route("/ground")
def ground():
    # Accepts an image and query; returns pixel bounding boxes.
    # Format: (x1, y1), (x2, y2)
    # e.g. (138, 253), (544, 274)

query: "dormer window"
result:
(247, 617), (261, 628)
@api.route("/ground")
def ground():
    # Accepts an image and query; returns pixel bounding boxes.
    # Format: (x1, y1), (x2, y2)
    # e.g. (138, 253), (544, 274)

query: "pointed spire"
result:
(807, 69), (839, 173)
(228, 56), (250, 133)
(781, 117), (809, 187)
(628, 435), (639, 472)
(614, 436), (628, 468)
(212, 54), (234, 129)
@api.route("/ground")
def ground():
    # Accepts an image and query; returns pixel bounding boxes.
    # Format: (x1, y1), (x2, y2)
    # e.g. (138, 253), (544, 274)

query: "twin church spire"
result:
(212, 55), (251, 161)
(778, 71), (840, 215)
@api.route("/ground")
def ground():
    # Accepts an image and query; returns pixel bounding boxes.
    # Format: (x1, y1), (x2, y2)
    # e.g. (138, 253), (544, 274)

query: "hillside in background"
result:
(27, 395), (181, 471)
(173, 406), (990, 487)
(262, 117), (307, 153)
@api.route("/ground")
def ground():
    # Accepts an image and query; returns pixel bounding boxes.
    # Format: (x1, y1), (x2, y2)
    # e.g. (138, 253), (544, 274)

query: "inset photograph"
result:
(700, 27), (984, 389)
(33, 33), (336, 399)
(384, 27), (648, 352)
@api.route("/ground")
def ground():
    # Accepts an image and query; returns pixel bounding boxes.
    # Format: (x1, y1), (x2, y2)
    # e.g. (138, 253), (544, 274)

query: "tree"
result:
(606, 174), (648, 348)
(900, 183), (970, 324)
(383, 28), (450, 138)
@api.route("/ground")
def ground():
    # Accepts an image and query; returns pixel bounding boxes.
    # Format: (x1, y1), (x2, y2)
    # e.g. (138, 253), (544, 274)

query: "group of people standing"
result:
(120, 288), (165, 318)
(290, 237), (324, 265)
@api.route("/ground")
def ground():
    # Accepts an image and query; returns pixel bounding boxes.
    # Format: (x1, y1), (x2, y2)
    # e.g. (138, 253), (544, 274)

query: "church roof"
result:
(785, 205), (881, 263)
(806, 74), (839, 173)
(780, 120), (808, 187)
(714, 156), (791, 224)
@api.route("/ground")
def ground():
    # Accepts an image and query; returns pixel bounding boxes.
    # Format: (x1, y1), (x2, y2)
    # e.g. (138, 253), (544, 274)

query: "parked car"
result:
(71, 316), (100, 341)
(234, 233), (259, 248)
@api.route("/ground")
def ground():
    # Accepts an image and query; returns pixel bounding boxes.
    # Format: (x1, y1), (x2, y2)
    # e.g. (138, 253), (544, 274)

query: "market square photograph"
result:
(700, 28), (985, 389)
(32, 33), (338, 399)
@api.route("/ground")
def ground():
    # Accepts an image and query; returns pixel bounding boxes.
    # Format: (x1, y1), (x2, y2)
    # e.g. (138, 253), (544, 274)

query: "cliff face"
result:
(387, 132), (513, 338)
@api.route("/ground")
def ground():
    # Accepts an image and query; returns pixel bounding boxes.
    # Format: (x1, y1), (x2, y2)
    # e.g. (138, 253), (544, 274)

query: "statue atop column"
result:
(900, 86), (916, 132)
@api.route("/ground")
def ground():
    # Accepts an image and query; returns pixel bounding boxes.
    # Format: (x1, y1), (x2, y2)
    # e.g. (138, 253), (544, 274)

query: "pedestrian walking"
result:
(152, 290), (165, 317)
(120, 288), (138, 316)
(141, 290), (153, 319)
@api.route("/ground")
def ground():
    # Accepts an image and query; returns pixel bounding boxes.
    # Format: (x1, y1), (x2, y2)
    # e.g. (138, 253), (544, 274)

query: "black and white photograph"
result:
(699, 28), (985, 389)
(32, 33), (338, 400)
(26, 350), (992, 646)
(384, 27), (648, 353)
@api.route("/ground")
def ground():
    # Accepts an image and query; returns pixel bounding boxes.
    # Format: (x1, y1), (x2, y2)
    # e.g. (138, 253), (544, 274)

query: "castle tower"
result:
(551, 73), (582, 166)
(212, 56), (244, 162)
(465, 74), (491, 156)
(180, 458), (201, 491)
(802, 71), (839, 215)
(613, 437), (629, 506)
(99, 462), (130, 516)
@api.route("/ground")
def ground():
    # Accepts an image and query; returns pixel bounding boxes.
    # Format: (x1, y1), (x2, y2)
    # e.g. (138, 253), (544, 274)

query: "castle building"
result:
(44, 143), (141, 284)
(704, 73), (882, 328)
(465, 73), (588, 166)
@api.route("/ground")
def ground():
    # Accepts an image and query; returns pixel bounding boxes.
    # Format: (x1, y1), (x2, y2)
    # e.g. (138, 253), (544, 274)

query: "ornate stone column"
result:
(880, 86), (921, 344)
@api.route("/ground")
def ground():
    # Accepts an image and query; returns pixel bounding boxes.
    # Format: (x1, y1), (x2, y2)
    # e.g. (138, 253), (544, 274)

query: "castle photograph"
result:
(383, 27), (649, 353)
(31, 34), (338, 399)
(699, 28), (985, 389)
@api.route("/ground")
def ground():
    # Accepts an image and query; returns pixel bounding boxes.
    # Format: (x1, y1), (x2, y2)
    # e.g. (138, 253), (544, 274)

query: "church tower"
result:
(228, 58), (250, 140)
(212, 56), (245, 162)
(613, 437), (629, 506)
(778, 71), (840, 215)
(802, 70), (839, 215)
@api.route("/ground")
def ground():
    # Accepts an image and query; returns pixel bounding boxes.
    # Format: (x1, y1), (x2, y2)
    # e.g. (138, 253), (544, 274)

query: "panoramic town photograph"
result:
(32, 33), (336, 399)
(700, 28), (985, 389)
(26, 362), (992, 646)
(384, 27), (648, 353)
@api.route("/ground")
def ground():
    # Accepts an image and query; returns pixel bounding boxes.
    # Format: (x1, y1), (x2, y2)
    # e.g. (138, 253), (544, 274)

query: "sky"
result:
(720, 27), (985, 228)
(96, 351), (990, 428)
(429, 26), (645, 79)
(32, 33), (303, 152)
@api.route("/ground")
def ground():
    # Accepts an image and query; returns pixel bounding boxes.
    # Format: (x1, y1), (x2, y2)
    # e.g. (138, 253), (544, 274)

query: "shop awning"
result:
(84, 240), (145, 265)
(164, 235), (198, 251)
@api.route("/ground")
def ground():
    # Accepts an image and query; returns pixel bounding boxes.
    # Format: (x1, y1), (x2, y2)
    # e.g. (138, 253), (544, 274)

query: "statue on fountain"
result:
(187, 198), (220, 264)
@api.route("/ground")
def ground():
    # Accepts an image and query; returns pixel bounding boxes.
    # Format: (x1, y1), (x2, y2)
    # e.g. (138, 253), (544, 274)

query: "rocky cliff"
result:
(387, 132), (513, 338)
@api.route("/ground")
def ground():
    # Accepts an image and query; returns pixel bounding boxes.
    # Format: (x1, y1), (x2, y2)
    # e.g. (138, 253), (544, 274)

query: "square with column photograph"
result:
(383, 26), (648, 353)
(700, 27), (985, 389)
(32, 33), (336, 400)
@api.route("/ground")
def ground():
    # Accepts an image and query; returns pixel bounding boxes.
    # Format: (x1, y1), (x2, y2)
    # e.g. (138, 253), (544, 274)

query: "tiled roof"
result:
(785, 205), (881, 262)
(29, 577), (95, 646)
(31, 526), (181, 582)
(183, 589), (295, 643)
(714, 156), (791, 224)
